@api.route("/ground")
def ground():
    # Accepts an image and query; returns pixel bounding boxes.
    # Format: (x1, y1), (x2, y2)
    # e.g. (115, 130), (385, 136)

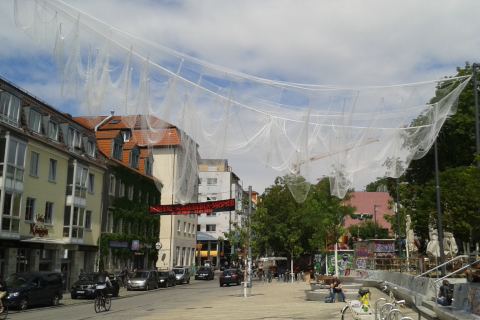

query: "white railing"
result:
(414, 255), (468, 279)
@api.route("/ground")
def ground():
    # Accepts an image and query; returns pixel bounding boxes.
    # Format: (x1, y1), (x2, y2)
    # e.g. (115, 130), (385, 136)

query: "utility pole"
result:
(434, 140), (446, 276)
(244, 186), (252, 298)
(395, 179), (401, 257)
(373, 204), (380, 239)
(474, 63), (480, 168)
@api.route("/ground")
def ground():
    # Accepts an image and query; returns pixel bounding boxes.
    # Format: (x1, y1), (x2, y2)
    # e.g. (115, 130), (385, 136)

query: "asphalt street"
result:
(5, 278), (418, 320)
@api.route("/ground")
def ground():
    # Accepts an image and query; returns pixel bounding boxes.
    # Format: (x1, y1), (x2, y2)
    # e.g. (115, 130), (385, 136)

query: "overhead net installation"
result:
(14, 0), (471, 202)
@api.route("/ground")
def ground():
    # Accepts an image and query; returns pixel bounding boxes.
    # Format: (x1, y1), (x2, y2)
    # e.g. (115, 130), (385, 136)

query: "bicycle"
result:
(341, 288), (372, 320)
(94, 285), (111, 313)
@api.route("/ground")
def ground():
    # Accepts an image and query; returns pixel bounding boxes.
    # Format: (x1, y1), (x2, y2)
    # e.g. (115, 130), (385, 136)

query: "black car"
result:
(195, 267), (214, 280)
(219, 269), (242, 287)
(157, 270), (176, 288)
(5, 272), (63, 310)
(71, 273), (120, 299)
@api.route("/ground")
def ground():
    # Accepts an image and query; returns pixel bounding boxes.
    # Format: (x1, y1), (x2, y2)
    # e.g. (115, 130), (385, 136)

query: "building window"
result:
(75, 166), (88, 198)
(48, 159), (57, 182)
(118, 180), (125, 197)
(25, 197), (35, 221)
(0, 91), (21, 126)
(1, 192), (21, 232)
(206, 224), (216, 232)
(206, 195), (217, 201)
(47, 121), (58, 140)
(177, 220), (181, 232)
(29, 151), (39, 177)
(207, 178), (217, 185)
(85, 140), (95, 157)
(64, 206), (85, 239)
(28, 109), (42, 133)
(44, 201), (54, 224)
(197, 224), (201, 232)
(85, 210), (92, 230)
(184, 221), (187, 233)
(6, 139), (26, 182)
(127, 185), (133, 200)
(88, 173), (95, 193)
(112, 140), (122, 160)
(130, 149), (139, 169)
(145, 157), (152, 176)
(109, 175), (116, 196)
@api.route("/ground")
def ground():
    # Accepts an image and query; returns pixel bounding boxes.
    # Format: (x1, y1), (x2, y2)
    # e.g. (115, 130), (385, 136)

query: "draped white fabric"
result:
(14, 0), (472, 201)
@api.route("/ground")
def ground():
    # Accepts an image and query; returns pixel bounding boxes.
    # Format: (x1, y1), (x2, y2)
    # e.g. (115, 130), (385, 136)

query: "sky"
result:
(1, 0), (479, 194)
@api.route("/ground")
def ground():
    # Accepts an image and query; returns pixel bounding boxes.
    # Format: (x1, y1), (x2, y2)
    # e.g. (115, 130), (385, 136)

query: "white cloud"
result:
(1, 0), (479, 193)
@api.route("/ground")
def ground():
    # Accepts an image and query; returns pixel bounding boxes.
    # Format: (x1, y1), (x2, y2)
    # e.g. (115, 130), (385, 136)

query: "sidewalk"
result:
(137, 280), (419, 320)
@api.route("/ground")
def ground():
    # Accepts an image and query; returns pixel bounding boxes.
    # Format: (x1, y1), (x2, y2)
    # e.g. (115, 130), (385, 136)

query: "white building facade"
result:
(197, 159), (243, 267)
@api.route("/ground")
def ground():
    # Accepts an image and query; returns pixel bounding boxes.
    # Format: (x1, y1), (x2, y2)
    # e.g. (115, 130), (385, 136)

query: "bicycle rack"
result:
(374, 298), (386, 320)
(386, 308), (401, 320)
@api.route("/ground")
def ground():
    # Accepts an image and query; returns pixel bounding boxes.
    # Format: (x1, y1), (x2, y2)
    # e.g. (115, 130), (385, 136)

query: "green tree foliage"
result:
(367, 63), (480, 246)
(348, 220), (389, 240)
(252, 176), (354, 259)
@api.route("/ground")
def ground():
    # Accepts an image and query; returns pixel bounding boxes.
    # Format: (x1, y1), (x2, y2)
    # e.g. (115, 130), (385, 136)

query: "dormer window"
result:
(0, 91), (21, 126)
(48, 121), (58, 140)
(67, 127), (81, 149)
(145, 157), (153, 176)
(112, 140), (123, 160)
(130, 148), (139, 169)
(28, 109), (42, 133)
(85, 140), (95, 157)
(123, 130), (131, 142)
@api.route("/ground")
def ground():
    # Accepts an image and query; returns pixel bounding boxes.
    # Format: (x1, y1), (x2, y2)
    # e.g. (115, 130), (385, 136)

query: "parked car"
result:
(70, 273), (120, 299)
(4, 272), (63, 310)
(219, 269), (242, 287)
(127, 270), (158, 291)
(157, 270), (176, 288)
(172, 267), (190, 284)
(195, 267), (214, 280)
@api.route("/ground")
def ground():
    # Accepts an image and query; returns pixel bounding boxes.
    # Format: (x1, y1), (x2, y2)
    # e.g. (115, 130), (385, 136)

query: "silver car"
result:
(127, 270), (158, 291)
(172, 267), (190, 284)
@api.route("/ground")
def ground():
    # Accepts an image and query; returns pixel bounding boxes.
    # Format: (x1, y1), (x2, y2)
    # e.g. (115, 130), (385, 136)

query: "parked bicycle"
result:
(94, 285), (111, 313)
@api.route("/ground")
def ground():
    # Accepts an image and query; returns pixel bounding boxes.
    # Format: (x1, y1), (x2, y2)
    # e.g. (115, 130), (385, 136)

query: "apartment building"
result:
(74, 115), (162, 271)
(197, 159), (244, 267)
(0, 77), (105, 290)
(76, 115), (198, 270)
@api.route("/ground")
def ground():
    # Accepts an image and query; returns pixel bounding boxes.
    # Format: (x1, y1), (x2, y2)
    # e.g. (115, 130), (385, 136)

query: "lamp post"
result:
(473, 63), (480, 168)
(373, 205), (380, 238)
(434, 140), (446, 276)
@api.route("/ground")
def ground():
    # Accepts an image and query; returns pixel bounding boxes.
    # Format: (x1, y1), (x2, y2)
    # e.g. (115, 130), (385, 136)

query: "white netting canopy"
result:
(13, 0), (472, 202)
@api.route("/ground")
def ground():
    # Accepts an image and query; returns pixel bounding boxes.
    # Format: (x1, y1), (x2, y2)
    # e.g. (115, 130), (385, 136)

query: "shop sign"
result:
(109, 241), (129, 248)
(131, 240), (140, 251)
(149, 199), (235, 215)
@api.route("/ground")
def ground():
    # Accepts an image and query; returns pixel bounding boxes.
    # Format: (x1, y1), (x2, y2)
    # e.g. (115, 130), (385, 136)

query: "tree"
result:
(366, 64), (480, 249)
(251, 176), (355, 262)
(349, 221), (389, 240)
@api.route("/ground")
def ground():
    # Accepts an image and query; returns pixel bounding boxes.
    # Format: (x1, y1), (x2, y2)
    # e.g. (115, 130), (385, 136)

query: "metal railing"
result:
(414, 255), (468, 278)
(433, 258), (480, 284)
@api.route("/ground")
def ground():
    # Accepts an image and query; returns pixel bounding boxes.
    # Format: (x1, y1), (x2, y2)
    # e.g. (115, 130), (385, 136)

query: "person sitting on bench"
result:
(437, 280), (453, 306)
(329, 276), (345, 302)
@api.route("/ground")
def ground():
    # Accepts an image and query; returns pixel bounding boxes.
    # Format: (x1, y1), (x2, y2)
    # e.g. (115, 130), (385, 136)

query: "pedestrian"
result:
(329, 276), (345, 302)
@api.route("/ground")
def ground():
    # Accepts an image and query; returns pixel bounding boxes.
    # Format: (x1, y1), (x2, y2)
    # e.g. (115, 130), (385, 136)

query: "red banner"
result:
(149, 199), (236, 215)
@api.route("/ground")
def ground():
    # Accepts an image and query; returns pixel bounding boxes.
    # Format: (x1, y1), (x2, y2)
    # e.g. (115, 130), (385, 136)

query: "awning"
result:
(20, 237), (69, 245)
(196, 231), (218, 242)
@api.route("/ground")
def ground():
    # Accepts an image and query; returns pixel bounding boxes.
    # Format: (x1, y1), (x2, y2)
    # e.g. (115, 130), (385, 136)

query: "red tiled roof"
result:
(344, 192), (394, 232)
(74, 116), (107, 130)
(99, 115), (173, 130)
(132, 129), (181, 146)
(96, 130), (121, 139)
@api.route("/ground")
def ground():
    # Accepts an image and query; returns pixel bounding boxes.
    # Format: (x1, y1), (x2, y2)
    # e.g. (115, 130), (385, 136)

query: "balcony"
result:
(65, 185), (87, 207)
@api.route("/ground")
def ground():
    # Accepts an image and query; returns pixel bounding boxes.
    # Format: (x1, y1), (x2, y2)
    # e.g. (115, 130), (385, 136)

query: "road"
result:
(6, 278), (418, 320)
(7, 278), (241, 320)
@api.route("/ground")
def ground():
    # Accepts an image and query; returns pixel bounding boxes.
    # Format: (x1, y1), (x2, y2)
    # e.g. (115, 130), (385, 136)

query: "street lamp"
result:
(373, 205), (380, 238)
